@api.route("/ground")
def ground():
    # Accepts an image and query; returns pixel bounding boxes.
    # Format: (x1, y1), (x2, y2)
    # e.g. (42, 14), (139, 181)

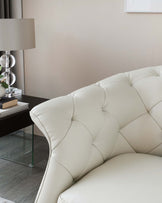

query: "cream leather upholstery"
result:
(30, 66), (162, 203)
(58, 153), (162, 203)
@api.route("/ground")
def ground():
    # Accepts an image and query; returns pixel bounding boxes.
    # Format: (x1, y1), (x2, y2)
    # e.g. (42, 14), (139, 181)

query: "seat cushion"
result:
(58, 153), (162, 203)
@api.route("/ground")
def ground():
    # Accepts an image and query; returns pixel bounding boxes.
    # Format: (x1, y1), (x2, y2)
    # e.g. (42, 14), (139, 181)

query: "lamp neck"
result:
(5, 51), (10, 55)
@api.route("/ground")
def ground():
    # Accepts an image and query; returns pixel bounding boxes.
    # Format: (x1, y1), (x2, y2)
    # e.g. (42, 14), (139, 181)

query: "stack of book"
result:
(0, 97), (18, 109)
(0, 97), (29, 118)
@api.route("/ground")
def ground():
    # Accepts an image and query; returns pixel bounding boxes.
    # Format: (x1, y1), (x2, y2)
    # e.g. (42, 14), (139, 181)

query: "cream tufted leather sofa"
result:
(30, 66), (162, 203)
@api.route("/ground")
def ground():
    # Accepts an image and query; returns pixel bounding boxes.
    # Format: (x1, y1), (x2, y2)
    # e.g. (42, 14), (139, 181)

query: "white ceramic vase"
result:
(0, 85), (6, 98)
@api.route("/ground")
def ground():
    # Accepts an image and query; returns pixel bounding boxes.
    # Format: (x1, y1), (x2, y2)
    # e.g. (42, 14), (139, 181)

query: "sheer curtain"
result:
(0, 0), (25, 92)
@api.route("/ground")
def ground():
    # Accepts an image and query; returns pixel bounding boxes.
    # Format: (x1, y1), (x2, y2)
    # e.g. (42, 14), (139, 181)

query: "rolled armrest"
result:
(30, 84), (119, 203)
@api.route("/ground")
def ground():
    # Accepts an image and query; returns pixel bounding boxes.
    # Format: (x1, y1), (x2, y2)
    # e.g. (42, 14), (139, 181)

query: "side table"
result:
(0, 95), (48, 167)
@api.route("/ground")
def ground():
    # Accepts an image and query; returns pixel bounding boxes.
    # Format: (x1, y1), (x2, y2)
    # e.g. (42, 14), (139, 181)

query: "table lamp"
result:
(0, 19), (35, 97)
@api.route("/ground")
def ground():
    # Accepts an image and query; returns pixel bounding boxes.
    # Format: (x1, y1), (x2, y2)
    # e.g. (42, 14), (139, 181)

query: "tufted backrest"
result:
(30, 66), (162, 203)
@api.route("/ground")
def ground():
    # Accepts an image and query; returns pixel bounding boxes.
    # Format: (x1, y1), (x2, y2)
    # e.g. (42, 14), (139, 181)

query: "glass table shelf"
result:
(0, 125), (34, 167)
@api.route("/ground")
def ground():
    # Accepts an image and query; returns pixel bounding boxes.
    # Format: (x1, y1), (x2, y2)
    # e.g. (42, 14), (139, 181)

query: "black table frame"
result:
(0, 95), (47, 137)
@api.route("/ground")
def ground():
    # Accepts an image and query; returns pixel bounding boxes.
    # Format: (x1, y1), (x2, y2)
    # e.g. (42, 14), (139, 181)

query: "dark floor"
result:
(0, 133), (49, 203)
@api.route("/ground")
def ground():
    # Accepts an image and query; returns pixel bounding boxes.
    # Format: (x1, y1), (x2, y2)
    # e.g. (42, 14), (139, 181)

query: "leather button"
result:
(71, 116), (74, 121)
(102, 106), (106, 112)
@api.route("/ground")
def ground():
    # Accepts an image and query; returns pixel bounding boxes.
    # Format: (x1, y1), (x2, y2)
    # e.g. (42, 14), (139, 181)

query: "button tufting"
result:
(147, 109), (150, 114)
(129, 81), (133, 86)
(101, 106), (107, 112)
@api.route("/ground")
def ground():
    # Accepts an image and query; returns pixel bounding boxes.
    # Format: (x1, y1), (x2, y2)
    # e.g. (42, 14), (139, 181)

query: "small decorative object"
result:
(0, 19), (35, 98)
(125, 0), (162, 13)
(0, 65), (8, 98)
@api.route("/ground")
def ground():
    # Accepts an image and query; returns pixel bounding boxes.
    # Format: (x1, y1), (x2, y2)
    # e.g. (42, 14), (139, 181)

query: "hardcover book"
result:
(0, 97), (18, 109)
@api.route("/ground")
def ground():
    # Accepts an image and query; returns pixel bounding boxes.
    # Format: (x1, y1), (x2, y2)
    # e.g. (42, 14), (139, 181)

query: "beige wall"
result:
(23, 0), (162, 99)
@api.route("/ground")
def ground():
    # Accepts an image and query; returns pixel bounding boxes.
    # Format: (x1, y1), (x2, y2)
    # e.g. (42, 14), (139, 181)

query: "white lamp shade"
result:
(0, 19), (35, 51)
